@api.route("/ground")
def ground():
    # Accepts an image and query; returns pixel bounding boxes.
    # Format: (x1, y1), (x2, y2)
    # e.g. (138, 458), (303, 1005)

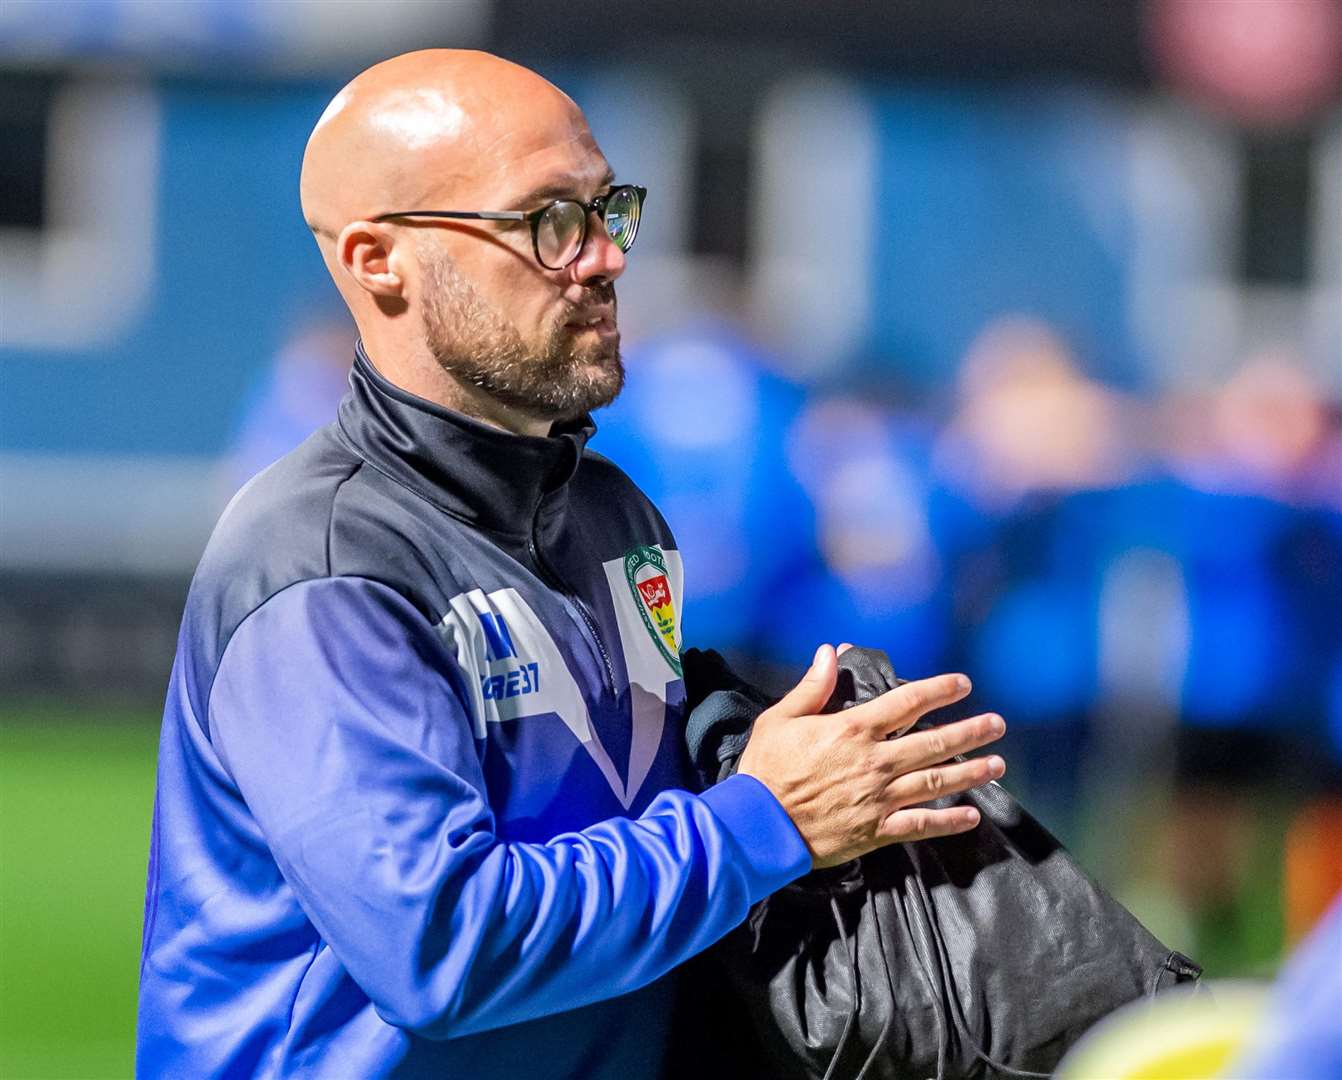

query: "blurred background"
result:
(2, 1), (1340, 1075)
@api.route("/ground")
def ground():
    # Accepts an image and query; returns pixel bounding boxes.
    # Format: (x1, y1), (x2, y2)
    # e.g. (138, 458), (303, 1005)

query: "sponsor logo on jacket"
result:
(476, 611), (542, 699)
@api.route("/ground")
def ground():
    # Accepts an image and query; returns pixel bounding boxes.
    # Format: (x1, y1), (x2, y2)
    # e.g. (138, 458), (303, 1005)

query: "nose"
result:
(568, 211), (627, 285)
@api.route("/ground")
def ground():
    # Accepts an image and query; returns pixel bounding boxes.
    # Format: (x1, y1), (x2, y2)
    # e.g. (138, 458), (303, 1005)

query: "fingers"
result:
(837, 642), (854, 655)
(888, 712), (1006, 772)
(884, 753), (1005, 808)
(769, 644), (839, 719)
(878, 804), (982, 843)
(844, 672), (974, 738)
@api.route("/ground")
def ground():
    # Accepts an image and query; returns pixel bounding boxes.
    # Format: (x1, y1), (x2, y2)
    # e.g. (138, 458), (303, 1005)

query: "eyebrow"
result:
(511, 170), (617, 210)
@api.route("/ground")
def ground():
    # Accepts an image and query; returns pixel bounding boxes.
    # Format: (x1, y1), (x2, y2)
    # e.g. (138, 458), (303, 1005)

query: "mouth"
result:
(563, 306), (618, 337)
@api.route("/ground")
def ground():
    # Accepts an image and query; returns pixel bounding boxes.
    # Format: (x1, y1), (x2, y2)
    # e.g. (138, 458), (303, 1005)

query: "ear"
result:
(336, 221), (406, 298)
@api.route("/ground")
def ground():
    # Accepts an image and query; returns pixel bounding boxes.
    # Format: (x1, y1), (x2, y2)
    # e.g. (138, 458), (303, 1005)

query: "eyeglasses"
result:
(370, 184), (647, 271)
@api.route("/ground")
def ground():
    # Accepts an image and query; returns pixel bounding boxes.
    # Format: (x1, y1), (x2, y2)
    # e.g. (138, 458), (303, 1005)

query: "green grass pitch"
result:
(1, 706), (159, 1080)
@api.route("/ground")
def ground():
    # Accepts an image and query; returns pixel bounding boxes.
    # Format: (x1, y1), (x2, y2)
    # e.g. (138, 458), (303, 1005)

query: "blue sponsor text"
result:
(481, 661), (541, 700)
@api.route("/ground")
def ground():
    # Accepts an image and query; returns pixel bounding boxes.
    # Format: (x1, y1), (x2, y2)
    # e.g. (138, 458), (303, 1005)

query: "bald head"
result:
(300, 50), (588, 240)
(296, 50), (629, 436)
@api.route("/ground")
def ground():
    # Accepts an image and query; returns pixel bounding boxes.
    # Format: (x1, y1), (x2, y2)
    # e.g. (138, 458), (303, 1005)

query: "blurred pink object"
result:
(1147, 0), (1342, 125)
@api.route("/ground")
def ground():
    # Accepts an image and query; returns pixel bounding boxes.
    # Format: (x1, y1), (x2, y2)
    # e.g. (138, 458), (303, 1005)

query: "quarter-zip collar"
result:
(337, 342), (595, 538)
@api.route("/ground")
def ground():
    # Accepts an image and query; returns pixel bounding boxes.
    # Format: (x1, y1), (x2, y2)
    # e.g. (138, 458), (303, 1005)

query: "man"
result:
(136, 50), (1007, 1078)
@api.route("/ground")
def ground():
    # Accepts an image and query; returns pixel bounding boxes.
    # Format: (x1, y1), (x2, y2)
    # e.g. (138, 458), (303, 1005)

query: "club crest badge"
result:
(623, 545), (682, 677)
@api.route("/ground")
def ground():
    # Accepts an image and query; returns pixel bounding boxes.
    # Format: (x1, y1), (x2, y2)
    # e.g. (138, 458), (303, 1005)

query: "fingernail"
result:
(989, 715), (1005, 735)
(956, 675), (971, 691)
(813, 644), (829, 665)
(963, 808), (980, 826)
(987, 755), (1005, 776)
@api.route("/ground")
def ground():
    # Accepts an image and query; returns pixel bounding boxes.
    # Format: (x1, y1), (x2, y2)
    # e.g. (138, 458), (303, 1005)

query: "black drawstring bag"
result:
(680, 647), (1201, 1080)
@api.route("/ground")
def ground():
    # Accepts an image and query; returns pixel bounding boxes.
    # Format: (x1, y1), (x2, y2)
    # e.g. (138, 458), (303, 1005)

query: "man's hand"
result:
(736, 644), (1006, 869)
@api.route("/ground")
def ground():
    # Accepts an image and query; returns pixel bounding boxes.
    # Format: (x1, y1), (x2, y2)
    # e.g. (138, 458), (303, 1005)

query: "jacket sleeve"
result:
(207, 575), (810, 1040)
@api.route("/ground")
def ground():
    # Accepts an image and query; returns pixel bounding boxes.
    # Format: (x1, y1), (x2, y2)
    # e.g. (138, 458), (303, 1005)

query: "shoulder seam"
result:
(325, 458), (364, 577)
(202, 575), (415, 746)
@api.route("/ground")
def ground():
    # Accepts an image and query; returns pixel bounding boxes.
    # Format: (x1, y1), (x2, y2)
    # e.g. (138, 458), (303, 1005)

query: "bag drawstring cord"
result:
(853, 883), (897, 1080)
(821, 891), (862, 1080)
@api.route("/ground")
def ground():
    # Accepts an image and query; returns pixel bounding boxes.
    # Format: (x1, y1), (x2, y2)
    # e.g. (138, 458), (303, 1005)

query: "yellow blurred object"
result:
(1054, 983), (1269, 1080)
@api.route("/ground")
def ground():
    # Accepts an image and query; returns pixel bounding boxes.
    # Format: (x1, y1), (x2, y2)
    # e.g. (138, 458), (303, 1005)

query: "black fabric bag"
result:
(680, 647), (1201, 1080)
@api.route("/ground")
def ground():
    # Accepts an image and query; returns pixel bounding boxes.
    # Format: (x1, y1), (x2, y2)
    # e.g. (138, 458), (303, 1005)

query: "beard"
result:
(420, 250), (624, 424)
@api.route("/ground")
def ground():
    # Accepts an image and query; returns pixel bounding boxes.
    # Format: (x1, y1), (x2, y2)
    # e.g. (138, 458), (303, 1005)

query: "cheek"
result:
(436, 235), (544, 315)
(476, 263), (566, 332)
(517, 284), (571, 339)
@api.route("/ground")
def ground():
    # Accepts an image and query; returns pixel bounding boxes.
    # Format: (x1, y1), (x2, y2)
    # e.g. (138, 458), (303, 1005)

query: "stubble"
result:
(420, 249), (624, 423)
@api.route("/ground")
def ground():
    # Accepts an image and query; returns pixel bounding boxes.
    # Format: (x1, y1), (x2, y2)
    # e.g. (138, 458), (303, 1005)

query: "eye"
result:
(601, 187), (641, 252)
(534, 200), (587, 269)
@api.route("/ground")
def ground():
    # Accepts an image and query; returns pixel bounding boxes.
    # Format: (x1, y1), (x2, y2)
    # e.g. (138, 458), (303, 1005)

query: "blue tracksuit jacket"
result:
(136, 345), (810, 1077)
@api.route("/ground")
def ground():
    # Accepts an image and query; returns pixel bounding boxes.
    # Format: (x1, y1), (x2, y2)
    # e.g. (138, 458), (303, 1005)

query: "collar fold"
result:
(337, 343), (595, 537)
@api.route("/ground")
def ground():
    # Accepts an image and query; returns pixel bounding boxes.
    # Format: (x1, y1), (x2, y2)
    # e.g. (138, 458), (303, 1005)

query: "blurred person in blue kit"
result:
(222, 314), (354, 496)
(593, 320), (817, 655)
(136, 49), (1010, 1078)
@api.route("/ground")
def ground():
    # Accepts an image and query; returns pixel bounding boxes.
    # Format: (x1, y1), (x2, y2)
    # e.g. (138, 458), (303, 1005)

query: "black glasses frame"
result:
(370, 184), (647, 270)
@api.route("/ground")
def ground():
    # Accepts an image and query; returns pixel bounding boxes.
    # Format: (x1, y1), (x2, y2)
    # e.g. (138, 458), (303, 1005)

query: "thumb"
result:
(770, 644), (838, 719)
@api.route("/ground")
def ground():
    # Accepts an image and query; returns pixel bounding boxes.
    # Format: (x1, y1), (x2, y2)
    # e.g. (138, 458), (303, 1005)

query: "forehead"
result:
(453, 94), (612, 204)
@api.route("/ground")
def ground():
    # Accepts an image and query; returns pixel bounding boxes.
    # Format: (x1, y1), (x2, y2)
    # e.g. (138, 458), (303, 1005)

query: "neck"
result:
(356, 327), (554, 438)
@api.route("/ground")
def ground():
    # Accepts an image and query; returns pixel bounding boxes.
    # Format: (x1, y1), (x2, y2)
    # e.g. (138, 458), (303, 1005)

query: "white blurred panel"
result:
(0, 81), (159, 351)
(0, 454), (227, 573)
(749, 75), (876, 378)
(1124, 101), (1241, 389)
(1313, 113), (1342, 392)
(1097, 548), (1189, 712)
